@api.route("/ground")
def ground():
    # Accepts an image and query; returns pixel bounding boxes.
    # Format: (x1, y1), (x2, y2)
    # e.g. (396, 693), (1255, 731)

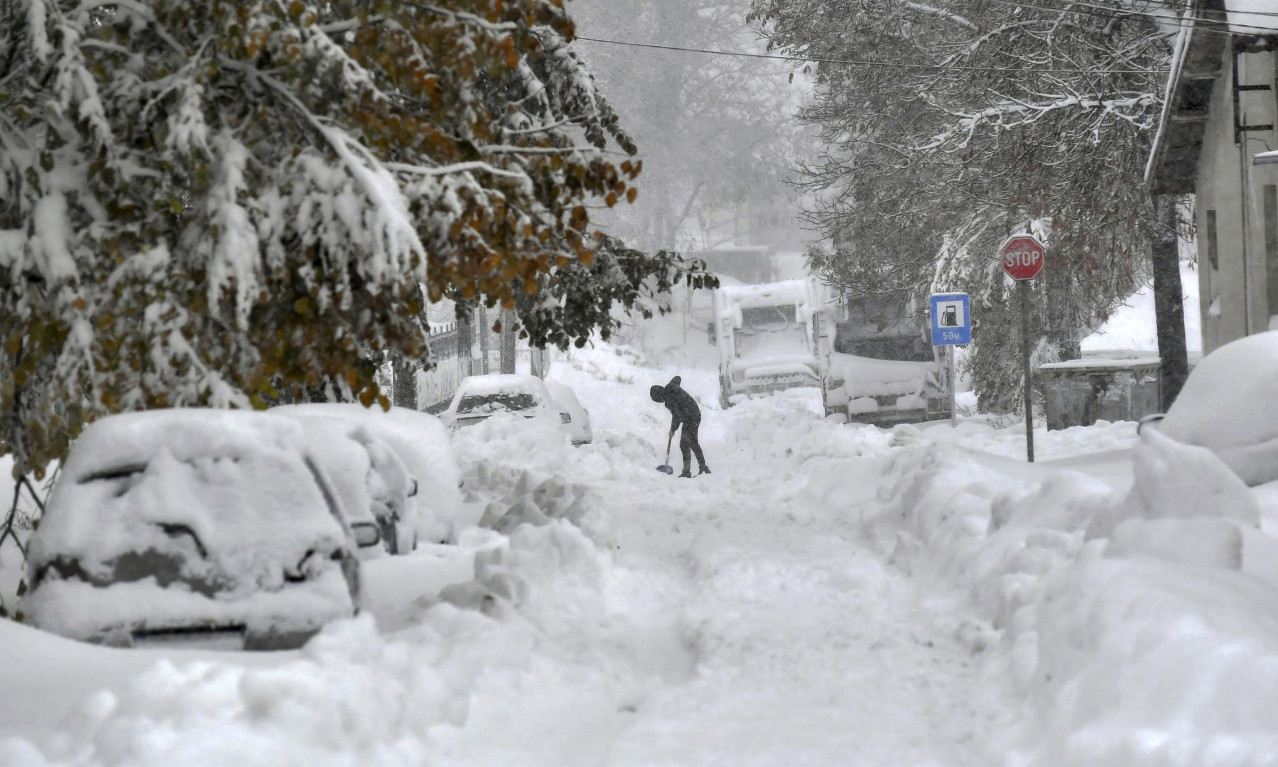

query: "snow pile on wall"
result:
(862, 441), (1278, 766)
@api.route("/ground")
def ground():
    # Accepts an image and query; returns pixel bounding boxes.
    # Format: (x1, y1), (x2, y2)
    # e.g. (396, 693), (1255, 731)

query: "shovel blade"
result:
(656, 464), (674, 475)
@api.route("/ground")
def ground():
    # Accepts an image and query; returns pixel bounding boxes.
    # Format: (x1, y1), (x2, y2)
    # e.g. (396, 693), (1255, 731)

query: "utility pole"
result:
(1151, 194), (1189, 410)
(478, 304), (490, 374)
(500, 308), (517, 374)
(456, 303), (474, 378)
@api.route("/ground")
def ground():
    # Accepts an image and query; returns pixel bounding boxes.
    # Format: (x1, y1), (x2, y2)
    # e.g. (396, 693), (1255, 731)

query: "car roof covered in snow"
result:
(717, 279), (811, 308)
(1161, 330), (1278, 452)
(271, 403), (467, 541)
(455, 373), (552, 398)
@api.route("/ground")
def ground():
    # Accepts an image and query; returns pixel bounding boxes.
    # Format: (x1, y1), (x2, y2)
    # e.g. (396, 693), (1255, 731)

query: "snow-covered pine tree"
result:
(0, 0), (643, 476)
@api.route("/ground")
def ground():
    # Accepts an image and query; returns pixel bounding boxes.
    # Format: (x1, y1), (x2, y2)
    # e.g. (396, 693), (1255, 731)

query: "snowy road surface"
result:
(449, 409), (1009, 767)
(5, 344), (1278, 767)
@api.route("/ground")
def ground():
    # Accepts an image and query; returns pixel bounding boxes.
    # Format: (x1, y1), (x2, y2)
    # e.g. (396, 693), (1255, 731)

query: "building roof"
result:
(1145, 0), (1230, 195)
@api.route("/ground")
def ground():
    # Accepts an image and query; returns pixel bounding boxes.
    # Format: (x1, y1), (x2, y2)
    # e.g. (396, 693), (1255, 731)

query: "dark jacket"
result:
(658, 376), (700, 428)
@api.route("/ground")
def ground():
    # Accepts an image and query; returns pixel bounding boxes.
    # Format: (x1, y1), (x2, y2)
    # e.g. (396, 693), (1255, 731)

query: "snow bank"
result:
(0, 612), (490, 767)
(860, 439), (1278, 766)
(451, 414), (600, 533)
(2, 424), (623, 766)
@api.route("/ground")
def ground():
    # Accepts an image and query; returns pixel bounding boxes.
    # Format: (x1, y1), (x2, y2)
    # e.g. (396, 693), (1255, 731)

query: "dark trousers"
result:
(679, 420), (707, 473)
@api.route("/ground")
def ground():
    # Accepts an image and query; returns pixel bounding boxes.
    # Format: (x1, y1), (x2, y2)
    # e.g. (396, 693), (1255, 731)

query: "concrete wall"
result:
(1196, 48), (1278, 354)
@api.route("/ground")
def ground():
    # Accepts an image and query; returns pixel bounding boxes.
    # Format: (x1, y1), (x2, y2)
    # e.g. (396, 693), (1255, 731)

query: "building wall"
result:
(1196, 47), (1278, 354)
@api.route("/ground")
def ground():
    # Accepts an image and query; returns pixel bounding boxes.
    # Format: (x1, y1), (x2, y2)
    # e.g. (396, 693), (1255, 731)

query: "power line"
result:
(573, 35), (1168, 74)
(576, 0), (1278, 74)
(978, 0), (1278, 37)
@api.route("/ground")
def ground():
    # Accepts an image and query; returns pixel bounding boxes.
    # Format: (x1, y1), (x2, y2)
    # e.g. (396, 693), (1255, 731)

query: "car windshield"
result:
(456, 391), (540, 415)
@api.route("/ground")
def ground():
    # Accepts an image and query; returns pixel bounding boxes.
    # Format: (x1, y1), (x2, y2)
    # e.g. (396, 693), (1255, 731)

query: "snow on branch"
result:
(901, 1), (978, 32)
(298, 24), (395, 110)
(316, 125), (428, 281)
(248, 68), (426, 282)
(940, 20), (1046, 65)
(917, 92), (1159, 151)
(202, 133), (260, 329)
(404, 3), (520, 33)
(385, 160), (534, 193)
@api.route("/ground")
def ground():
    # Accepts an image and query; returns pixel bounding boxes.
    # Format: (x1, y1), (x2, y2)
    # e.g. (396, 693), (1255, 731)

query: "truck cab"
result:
(712, 279), (951, 424)
(713, 280), (824, 409)
(818, 289), (951, 425)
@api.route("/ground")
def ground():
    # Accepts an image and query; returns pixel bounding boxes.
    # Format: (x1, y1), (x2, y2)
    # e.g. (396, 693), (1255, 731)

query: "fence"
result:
(415, 319), (537, 411)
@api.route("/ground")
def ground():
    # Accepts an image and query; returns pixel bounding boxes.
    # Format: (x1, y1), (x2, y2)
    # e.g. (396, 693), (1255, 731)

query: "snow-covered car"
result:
(441, 374), (582, 443)
(271, 414), (405, 558)
(272, 403), (472, 546)
(21, 409), (362, 651)
(1143, 330), (1278, 488)
(545, 381), (593, 445)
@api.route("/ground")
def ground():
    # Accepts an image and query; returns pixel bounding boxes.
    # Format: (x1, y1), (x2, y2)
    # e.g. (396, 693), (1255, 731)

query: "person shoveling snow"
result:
(650, 375), (710, 478)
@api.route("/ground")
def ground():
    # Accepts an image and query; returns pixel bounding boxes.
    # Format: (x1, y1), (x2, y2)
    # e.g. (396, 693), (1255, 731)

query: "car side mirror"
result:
(407, 478), (418, 497)
(351, 521), (381, 548)
(560, 412), (571, 424)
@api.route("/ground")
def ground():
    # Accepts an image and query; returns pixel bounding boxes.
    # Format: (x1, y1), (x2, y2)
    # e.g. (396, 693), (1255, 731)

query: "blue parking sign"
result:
(930, 293), (970, 345)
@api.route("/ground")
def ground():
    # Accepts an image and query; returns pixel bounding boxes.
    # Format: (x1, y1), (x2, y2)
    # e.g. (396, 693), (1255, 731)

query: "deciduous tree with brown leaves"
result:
(0, 0), (699, 481)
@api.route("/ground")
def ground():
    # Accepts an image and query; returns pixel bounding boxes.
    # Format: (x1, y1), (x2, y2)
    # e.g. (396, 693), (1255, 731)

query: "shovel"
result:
(656, 431), (675, 474)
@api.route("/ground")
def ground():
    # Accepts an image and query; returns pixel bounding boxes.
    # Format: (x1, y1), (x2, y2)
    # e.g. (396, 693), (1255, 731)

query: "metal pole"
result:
(478, 305), (490, 374)
(1020, 280), (1034, 462)
(949, 344), (958, 428)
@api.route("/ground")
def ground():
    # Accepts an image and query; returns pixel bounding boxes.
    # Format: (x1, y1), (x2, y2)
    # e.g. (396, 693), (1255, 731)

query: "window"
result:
(1207, 209), (1221, 316)
(456, 392), (539, 415)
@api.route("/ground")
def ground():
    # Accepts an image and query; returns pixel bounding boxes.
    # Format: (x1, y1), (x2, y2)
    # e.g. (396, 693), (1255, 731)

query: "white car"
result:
(21, 409), (362, 651)
(273, 413), (409, 557)
(545, 380), (593, 445)
(272, 403), (473, 547)
(1144, 330), (1278, 488)
(441, 374), (585, 443)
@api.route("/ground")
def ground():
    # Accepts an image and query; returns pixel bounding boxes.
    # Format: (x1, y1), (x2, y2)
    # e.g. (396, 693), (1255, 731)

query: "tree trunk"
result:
(500, 308), (517, 374)
(1152, 194), (1189, 410)
(391, 354), (417, 410)
(478, 305), (490, 374)
(455, 303), (474, 378)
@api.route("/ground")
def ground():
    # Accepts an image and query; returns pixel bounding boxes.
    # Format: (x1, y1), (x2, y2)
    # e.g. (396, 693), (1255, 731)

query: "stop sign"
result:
(1000, 234), (1045, 280)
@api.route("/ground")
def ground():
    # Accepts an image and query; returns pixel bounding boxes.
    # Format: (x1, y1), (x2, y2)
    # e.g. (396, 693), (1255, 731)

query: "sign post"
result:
(999, 234), (1045, 462)
(929, 293), (970, 428)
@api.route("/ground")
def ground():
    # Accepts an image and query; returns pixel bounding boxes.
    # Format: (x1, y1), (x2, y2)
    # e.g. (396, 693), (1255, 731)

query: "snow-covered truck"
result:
(819, 289), (952, 425)
(712, 280), (951, 424)
(712, 280), (825, 409)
